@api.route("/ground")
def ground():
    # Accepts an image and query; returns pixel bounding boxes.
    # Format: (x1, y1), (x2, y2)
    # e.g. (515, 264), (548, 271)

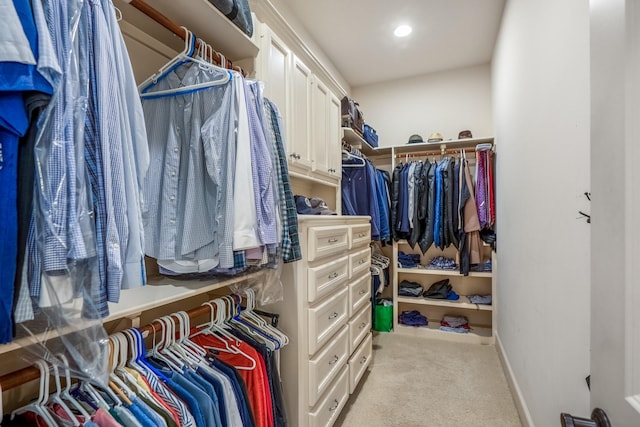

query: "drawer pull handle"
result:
(328, 355), (339, 365)
(358, 233), (366, 238)
(360, 356), (368, 365)
(328, 238), (339, 243)
(359, 322), (367, 329)
(359, 289), (367, 295)
(328, 272), (338, 279)
(329, 399), (339, 412)
(358, 259), (367, 265)
(328, 312), (339, 320)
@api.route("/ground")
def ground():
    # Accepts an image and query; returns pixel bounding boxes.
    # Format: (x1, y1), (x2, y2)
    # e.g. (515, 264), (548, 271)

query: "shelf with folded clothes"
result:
(395, 323), (493, 344)
(396, 267), (492, 278)
(396, 296), (493, 311)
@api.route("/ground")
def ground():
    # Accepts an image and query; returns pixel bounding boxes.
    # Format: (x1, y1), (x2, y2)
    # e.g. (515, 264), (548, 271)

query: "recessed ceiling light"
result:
(394, 25), (412, 38)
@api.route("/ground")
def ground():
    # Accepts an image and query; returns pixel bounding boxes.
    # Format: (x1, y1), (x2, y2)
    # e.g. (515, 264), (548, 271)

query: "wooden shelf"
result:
(397, 296), (492, 311)
(342, 127), (392, 157)
(397, 267), (492, 278)
(395, 323), (494, 345)
(391, 136), (494, 155)
(115, 0), (259, 61)
(0, 270), (266, 356)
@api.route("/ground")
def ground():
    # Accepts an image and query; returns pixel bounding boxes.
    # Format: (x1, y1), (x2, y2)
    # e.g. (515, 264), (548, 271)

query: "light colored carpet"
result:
(335, 333), (522, 427)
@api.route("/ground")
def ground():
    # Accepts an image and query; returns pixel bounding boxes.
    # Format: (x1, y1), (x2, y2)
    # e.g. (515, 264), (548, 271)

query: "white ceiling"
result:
(277, 0), (506, 88)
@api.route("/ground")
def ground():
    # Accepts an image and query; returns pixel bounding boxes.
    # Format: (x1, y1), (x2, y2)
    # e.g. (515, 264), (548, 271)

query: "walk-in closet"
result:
(2, 0), (639, 426)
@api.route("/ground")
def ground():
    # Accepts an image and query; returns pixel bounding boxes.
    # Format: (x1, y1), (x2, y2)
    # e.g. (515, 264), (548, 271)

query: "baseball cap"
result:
(458, 130), (473, 139)
(427, 132), (443, 143)
(407, 134), (423, 144)
(309, 198), (337, 215)
(295, 195), (337, 215)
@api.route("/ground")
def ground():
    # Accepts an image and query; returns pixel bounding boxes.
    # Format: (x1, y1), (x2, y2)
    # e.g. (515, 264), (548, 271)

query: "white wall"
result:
(492, 0), (591, 426)
(352, 64), (493, 146)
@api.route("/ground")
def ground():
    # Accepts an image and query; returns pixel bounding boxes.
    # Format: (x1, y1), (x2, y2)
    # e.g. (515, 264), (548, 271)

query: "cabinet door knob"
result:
(328, 355), (339, 365)
(328, 312), (339, 320)
(329, 399), (339, 412)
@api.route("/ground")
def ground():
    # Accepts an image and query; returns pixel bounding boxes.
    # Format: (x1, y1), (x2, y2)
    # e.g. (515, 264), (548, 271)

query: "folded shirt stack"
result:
(399, 310), (428, 327)
(426, 256), (457, 270)
(398, 280), (423, 297)
(440, 315), (471, 333)
(422, 279), (459, 300)
(468, 294), (492, 305)
(397, 251), (422, 268)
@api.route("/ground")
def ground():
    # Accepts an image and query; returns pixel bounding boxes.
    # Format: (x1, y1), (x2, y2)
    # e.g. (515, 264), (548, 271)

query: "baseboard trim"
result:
(496, 332), (535, 427)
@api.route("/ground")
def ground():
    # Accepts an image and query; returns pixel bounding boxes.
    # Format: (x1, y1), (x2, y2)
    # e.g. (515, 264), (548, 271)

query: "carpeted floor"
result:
(335, 333), (522, 427)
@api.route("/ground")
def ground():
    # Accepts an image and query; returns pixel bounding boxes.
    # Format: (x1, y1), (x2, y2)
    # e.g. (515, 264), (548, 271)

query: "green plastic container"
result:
(374, 303), (393, 332)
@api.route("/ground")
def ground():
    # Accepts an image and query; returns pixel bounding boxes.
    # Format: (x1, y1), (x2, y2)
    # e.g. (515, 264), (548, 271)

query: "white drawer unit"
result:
(349, 247), (371, 279)
(274, 216), (372, 427)
(308, 287), (349, 355)
(348, 304), (371, 354)
(308, 225), (350, 262)
(308, 325), (349, 406)
(308, 366), (349, 427)
(349, 224), (371, 249)
(348, 333), (373, 394)
(348, 273), (371, 317)
(308, 255), (349, 303)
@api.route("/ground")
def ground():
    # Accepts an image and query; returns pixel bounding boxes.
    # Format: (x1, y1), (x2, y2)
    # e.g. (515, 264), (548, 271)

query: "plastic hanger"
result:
(47, 361), (82, 426)
(342, 150), (366, 167)
(12, 360), (57, 426)
(138, 27), (230, 99)
(107, 338), (134, 406)
(57, 354), (92, 419)
(151, 317), (185, 372)
(224, 295), (279, 350)
(196, 300), (257, 370)
(233, 292), (287, 348)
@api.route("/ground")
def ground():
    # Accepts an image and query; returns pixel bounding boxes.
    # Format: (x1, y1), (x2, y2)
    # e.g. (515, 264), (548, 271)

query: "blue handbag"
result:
(363, 124), (379, 147)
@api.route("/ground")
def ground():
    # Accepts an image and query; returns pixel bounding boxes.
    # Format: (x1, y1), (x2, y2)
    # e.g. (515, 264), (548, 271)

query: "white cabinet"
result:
(258, 25), (291, 139)
(311, 77), (341, 180)
(269, 216), (372, 427)
(256, 22), (342, 185)
(290, 55), (313, 170)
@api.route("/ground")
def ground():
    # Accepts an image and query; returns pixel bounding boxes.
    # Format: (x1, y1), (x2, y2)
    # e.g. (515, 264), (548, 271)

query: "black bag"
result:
(341, 96), (364, 136)
(208, 0), (253, 37)
(422, 279), (452, 299)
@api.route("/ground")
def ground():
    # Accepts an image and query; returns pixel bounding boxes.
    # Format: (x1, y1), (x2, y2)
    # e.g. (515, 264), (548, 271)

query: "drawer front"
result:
(348, 304), (371, 354)
(308, 325), (349, 406)
(348, 273), (371, 317)
(309, 365), (349, 427)
(348, 333), (373, 394)
(308, 287), (349, 355)
(348, 247), (371, 279)
(349, 224), (371, 249)
(308, 255), (349, 303)
(308, 226), (350, 262)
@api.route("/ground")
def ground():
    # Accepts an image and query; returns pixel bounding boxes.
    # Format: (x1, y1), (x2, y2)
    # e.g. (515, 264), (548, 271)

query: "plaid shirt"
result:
(264, 100), (301, 263)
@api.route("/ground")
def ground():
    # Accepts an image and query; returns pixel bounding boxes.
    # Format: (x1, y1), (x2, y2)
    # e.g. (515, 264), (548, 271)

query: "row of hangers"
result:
(4, 290), (287, 426)
(138, 26), (234, 99)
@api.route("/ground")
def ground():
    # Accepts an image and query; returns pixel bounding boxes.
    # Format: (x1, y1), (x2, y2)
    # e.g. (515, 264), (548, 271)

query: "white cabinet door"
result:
(312, 76), (330, 177)
(327, 93), (342, 179)
(290, 55), (313, 170)
(259, 26), (291, 139)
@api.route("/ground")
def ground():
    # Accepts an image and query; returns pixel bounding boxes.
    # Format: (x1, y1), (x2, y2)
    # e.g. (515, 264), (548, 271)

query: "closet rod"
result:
(0, 282), (258, 391)
(123, 0), (244, 75)
(394, 147), (483, 158)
